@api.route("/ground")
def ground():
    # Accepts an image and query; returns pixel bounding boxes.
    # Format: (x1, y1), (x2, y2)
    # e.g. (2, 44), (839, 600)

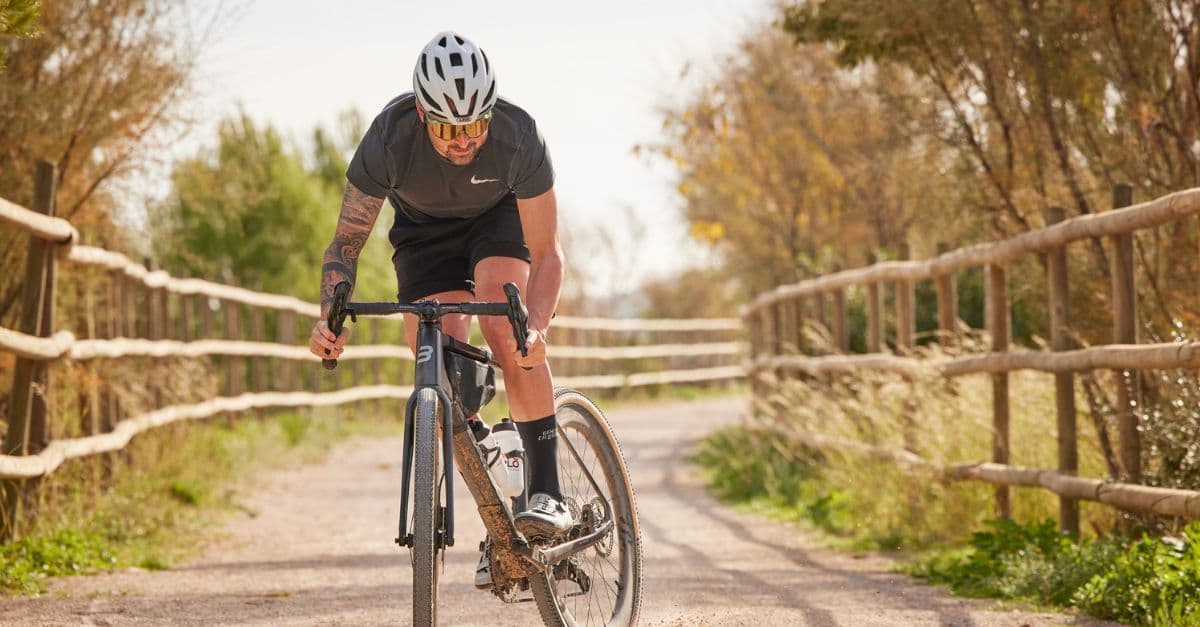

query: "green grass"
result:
(0, 405), (401, 596)
(905, 519), (1200, 626)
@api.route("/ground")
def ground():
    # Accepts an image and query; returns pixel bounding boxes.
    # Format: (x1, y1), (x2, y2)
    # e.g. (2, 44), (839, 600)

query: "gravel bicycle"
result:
(323, 281), (642, 626)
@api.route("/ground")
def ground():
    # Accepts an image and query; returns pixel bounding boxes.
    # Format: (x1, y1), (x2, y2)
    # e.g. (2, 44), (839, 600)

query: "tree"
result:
(0, 0), (211, 325)
(782, 0), (1200, 337)
(653, 23), (957, 297)
(0, 0), (40, 71)
(150, 113), (395, 302)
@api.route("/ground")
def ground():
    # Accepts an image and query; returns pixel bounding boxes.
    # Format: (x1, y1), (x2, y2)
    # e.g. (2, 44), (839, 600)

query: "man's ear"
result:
(415, 101), (425, 122)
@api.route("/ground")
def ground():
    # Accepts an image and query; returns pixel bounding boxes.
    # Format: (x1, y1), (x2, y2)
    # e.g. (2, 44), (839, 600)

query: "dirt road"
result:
(2, 396), (1115, 626)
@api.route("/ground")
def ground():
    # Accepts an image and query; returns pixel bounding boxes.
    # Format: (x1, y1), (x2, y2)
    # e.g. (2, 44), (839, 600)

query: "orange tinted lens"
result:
(463, 118), (489, 138)
(428, 120), (454, 140)
(428, 118), (489, 140)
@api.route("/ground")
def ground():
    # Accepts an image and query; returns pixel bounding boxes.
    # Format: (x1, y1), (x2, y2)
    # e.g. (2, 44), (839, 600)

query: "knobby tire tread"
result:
(412, 388), (441, 627)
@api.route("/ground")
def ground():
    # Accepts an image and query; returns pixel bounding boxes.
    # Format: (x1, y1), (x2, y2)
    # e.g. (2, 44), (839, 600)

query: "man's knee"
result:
(479, 317), (523, 373)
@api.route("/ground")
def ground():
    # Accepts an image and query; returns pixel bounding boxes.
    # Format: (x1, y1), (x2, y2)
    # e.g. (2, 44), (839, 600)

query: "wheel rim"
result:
(554, 403), (635, 626)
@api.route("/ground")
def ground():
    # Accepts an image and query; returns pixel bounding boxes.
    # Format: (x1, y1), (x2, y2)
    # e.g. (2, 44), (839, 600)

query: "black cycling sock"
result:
(515, 414), (561, 501)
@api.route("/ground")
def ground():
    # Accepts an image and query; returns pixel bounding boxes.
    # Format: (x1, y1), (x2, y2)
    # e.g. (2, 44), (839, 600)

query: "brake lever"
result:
(323, 281), (352, 370)
(502, 282), (534, 371)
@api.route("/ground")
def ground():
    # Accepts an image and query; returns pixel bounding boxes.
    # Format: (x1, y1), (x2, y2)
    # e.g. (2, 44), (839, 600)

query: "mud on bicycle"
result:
(323, 281), (642, 626)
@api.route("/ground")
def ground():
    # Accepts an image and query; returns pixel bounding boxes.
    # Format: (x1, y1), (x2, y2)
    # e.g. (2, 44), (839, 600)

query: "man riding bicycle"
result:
(307, 31), (570, 588)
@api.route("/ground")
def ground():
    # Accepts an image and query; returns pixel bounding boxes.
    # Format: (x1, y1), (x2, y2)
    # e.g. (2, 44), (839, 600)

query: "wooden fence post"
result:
(80, 276), (100, 437)
(866, 252), (883, 353)
(277, 310), (297, 392)
(794, 296), (807, 355)
(143, 258), (163, 409)
(816, 290), (828, 351)
(200, 296), (214, 339)
(250, 305), (266, 392)
(986, 263), (1011, 519)
(935, 242), (959, 349)
(250, 305), (266, 418)
(179, 293), (192, 341)
(2, 160), (58, 539)
(896, 243), (915, 353)
(1111, 183), (1141, 483)
(833, 287), (848, 353)
(787, 296), (796, 353)
(104, 269), (121, 438)
(1047, 206), (1079, 536)
(748, 309), (765, 403)
(777, 299), (792, 356)
(224, 301), (244, 397)
(761, 305), (777, 358)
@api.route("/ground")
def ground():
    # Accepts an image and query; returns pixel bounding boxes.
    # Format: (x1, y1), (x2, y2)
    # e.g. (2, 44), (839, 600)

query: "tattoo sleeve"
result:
(321, 181), (385, 316)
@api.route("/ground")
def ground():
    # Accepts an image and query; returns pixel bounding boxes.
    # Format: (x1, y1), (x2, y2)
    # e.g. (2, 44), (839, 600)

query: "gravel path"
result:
(1, 396), (1119, 626)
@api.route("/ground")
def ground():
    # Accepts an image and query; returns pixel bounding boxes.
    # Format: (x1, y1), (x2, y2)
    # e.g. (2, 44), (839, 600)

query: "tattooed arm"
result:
(320, 182), (385, 314)
(310, 181), (385, 358)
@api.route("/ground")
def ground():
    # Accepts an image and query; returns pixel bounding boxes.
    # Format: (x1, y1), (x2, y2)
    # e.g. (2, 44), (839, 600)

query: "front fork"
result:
(396, 385), (457, 549)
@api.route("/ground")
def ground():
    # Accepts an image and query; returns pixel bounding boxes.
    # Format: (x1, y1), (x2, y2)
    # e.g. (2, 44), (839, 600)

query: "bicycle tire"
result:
(411, 387), (442, 626)
(530, 388), (643, 627)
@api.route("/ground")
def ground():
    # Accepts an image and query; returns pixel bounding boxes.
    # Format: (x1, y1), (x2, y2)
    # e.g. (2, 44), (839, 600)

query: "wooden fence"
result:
(0, 160), (743, 538)
(744, 184), (1200, 533)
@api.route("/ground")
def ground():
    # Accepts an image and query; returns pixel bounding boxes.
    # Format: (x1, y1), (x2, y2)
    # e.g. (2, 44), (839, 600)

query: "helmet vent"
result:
(455, 78), (466, 100)
(465, 92), (478, 117)
(438, 36), (447, 47)
(482, 80), (496, 110)
(449, 52), (462, 67)
(454, 34), (465, 45)
(471, 54), (478, 75)
(434, 57), (444, 80)
(481, 50), (491, 75)
(444, 95), (462, 117)
(419, 85), (443, 114)
(420, 54), (430, 81)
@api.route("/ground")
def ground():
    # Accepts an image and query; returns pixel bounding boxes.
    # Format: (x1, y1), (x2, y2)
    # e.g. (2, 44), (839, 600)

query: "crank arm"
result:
(513, 519), (614, 568)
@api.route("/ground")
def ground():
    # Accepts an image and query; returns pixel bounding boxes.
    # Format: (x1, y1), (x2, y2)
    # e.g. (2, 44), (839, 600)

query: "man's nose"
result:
(452, 131), (472, 146)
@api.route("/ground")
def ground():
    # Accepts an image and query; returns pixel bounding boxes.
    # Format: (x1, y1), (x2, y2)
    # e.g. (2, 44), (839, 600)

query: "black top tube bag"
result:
(444, 349), (496, 417)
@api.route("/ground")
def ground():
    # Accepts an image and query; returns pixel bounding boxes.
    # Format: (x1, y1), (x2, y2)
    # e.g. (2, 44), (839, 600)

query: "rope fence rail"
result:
(744, 183), (1200, 531)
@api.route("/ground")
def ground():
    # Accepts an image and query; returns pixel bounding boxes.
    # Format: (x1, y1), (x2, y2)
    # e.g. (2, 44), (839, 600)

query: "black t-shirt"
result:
(346, 93), (554, 224)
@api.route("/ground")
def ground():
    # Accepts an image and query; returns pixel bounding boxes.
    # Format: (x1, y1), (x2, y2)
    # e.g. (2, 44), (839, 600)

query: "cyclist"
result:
(307, 31), (570, 588)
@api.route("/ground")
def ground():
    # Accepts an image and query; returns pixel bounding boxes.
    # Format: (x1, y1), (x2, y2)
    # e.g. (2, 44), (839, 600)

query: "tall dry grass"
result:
(729, 328), (1119, 547)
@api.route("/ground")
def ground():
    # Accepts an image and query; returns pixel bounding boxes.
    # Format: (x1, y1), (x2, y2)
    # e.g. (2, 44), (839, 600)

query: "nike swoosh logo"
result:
(470, 175), (500, 184)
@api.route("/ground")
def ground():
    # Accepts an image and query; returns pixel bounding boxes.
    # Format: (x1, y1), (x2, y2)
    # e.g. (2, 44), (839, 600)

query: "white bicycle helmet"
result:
(412, 31), (497, 124)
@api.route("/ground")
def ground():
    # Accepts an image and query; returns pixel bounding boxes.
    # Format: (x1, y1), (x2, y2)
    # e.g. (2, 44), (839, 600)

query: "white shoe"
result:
(515, 492), (573, 539)
(474, 539), (492, 589)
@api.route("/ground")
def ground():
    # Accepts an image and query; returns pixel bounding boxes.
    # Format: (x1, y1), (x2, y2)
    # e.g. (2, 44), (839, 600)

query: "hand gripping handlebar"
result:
(322, 281), (352, 370)
(503, 282), (530, 360)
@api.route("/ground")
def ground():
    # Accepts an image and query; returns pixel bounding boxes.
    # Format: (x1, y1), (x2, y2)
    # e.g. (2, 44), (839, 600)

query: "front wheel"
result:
(530, 388), (643, 626)
(411, 387), (443, 626)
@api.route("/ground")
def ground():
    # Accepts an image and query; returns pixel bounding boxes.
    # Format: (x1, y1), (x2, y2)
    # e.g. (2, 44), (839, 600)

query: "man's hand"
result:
(506, 328), (547, 369)
(310, 320), (350, 359)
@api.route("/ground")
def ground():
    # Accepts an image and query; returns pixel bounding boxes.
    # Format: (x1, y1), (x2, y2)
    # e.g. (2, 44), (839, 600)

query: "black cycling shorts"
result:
(388, 193), (530, 303)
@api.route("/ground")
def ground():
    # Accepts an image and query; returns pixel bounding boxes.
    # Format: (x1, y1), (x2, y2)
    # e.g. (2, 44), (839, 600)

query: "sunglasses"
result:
(426, 113), (491, 140)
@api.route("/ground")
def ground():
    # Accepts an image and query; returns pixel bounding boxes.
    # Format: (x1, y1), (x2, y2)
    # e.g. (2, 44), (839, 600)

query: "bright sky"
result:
(193, 0), (771, 295)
